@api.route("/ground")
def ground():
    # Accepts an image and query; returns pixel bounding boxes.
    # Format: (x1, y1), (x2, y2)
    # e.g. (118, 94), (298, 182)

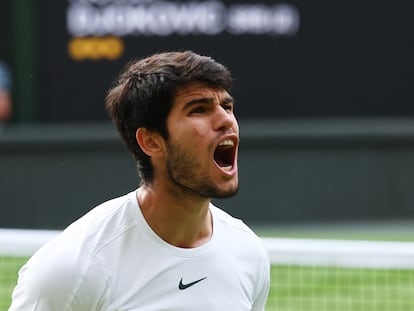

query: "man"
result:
(0, 61), (12, 122)
(9, 51), (270, 310)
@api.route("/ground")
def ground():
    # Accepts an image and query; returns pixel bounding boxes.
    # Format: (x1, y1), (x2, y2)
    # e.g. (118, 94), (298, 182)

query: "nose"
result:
(214, 105), (237, 132)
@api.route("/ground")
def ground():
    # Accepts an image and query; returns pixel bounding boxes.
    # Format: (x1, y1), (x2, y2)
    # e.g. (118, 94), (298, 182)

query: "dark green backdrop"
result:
(2, 119), (414, 229)
(1, 1), (414, 229)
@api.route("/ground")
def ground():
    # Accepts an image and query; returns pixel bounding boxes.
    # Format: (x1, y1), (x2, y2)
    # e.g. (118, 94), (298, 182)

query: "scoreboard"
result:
(39, 0), (414, 121)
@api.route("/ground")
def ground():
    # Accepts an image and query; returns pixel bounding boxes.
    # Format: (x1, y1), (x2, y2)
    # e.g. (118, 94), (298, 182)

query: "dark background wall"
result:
(1, 1), (414, 229)
(2, 1), (414, 123)
(2, 119), (414, 230)
(38, 1), (414, 121)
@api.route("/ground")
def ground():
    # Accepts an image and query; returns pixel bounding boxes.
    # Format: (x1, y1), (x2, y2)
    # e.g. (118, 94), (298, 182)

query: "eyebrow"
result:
(183, 95), (234, 111)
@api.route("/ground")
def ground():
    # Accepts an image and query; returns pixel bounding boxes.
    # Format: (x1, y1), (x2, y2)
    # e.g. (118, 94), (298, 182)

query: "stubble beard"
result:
(166, 142), (239, 199)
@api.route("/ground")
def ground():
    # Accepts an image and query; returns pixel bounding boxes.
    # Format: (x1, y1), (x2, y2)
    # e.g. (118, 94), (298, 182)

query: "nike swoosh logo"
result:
(178, 277), (207, 290)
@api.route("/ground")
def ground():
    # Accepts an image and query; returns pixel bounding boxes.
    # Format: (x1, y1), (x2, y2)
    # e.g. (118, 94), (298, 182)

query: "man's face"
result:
(165, 82), (239, 199)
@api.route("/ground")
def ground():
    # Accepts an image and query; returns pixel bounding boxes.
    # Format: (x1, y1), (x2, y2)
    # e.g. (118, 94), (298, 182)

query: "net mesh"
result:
(267, 265), (414, 310)
(263, 237), (414, 310)
(1, 230), (414, 310)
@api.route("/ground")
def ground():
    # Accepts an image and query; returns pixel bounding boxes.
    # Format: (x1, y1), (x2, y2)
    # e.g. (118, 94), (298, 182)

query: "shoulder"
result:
(210, 203), (259, 239)
(52, 190), (139, 258)
(10, 190), (140, 309)
(54, 190), (141, 262)
(11, 242), (110, 310)
(210, 204), (268, 258)
(76, 191), (138, 232)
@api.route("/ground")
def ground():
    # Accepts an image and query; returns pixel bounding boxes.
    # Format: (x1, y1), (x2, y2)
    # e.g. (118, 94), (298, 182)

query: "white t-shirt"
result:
(10, 190), (270, 311)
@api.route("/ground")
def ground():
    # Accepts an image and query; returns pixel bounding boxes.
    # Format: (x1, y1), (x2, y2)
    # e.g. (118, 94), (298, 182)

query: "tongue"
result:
(215, 158), (227, 167)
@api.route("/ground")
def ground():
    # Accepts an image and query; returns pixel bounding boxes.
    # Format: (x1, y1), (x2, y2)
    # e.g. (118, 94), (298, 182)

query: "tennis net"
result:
(263, 237), (414, 310)
(1, 229), (414, 310)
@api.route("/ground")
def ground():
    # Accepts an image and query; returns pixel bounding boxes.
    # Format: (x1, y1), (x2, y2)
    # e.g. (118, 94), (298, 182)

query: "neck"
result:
(137, 184), (213, 248)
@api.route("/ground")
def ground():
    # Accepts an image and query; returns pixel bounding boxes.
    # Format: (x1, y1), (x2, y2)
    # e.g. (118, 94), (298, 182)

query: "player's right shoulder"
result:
(9, 233), (110, 310)
(9, 191), (138, 310)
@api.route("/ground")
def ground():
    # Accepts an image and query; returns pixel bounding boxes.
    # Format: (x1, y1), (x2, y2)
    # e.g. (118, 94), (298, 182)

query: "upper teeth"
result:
(219, 139), (234, 146)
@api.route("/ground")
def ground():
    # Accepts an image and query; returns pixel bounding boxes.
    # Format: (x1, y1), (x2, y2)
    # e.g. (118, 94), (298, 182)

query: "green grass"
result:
(2, 256), (414, 311)
(267, 265), (414, 311)
(0, 256), (28, 310)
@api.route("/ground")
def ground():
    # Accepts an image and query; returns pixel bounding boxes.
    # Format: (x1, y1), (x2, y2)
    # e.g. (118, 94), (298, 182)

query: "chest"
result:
(106, 252), (257, 311)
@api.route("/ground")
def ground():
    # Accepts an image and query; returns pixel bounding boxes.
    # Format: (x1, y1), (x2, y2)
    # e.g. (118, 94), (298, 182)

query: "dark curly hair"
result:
(105, 51), (233, 184)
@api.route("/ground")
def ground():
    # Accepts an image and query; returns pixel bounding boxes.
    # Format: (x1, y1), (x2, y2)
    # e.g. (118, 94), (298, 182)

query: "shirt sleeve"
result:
(8, 240), (110, 311)
(251, 243), (271, 311)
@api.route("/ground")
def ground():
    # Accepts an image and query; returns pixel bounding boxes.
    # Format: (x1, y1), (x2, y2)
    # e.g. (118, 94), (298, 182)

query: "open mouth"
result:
(214, 139), (236, 171)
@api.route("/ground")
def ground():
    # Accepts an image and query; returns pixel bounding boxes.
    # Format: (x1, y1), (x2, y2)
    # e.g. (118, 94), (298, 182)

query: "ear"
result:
(136, 128), (166, 158)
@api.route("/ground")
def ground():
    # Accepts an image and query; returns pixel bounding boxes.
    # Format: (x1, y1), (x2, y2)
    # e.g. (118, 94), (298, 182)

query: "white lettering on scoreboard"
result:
(67, 0), (300, 37)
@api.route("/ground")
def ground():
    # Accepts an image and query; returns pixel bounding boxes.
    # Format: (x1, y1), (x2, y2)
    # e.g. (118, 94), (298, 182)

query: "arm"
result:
(251, 245), (271, 311)
(9, 242), (109, 311)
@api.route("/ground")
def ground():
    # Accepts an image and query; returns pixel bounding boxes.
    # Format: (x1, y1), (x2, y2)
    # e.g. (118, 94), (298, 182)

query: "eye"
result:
(189, 106), (206, 115)
(222, 103), (234, 112)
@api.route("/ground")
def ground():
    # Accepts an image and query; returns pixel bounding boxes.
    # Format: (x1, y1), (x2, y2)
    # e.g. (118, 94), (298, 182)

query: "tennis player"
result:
(9, 51), (270, 310)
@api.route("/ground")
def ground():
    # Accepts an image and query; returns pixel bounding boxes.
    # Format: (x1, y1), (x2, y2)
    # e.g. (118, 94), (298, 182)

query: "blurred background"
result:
(1, 0), (414, 234)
